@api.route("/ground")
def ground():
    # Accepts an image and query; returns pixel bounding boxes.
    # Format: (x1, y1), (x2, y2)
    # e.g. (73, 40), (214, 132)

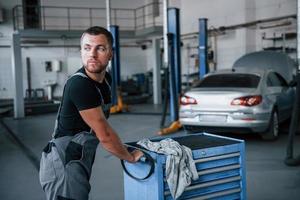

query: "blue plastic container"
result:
(123, 133), (247, 200)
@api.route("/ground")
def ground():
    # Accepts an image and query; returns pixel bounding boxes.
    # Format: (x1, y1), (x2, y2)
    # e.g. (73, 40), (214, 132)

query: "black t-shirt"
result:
(54, 67), (112, 138)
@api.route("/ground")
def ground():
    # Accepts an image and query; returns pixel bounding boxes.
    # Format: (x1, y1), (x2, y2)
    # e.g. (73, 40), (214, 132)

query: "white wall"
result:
(0, 0), (150, 99)
(0, 0), (297, 99)
(0, 45), (14, 98)
(120, 46), (149, 79)
(180, 0), (297, 74)
(21, 45), (77, 98)
(0, 0), (22, 98)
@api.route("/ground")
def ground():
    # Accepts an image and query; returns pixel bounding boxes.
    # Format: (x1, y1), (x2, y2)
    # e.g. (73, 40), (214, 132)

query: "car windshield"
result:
(195, 73), (260, 88)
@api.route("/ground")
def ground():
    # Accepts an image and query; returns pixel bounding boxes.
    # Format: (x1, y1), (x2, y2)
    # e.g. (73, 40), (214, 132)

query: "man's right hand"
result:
(130, 149), (144, 163)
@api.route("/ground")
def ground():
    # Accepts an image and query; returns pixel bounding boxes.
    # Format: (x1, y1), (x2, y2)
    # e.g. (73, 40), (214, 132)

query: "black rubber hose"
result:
(284, 72), (300, 166)
(121, 145), (155, 180)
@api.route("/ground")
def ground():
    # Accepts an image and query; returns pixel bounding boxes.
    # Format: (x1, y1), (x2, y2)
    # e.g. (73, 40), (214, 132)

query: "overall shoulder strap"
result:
(72, 72), (88, 79)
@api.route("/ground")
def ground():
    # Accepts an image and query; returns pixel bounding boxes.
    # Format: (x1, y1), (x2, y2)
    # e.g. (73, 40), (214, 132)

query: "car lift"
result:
(159, 16), (209, 135)
(159, 8), (182, 135)
(109, 25), (128, 114)
(198, 18), (209, 79)
(285, 72), (300, 166)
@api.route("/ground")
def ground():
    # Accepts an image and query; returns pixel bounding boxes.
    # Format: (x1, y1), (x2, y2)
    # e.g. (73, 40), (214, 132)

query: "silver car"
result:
(179, 68), (295, 140)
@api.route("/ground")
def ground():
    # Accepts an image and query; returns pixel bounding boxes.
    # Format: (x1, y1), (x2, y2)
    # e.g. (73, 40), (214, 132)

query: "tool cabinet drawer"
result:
(123, 133), (246, 200)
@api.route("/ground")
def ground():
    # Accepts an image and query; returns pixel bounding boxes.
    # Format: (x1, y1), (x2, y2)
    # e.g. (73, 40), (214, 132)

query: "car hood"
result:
(232, 51), (296, 82)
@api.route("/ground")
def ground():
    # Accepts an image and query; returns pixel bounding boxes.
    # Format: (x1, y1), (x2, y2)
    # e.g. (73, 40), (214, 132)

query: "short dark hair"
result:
(81, 26), (113, 48)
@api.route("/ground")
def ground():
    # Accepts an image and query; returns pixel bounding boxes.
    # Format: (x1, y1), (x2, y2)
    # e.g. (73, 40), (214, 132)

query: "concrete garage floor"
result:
(0, 104), (300, 200)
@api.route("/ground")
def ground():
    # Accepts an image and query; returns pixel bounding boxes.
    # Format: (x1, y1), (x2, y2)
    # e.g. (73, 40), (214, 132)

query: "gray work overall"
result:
(39, 72), (110, 200)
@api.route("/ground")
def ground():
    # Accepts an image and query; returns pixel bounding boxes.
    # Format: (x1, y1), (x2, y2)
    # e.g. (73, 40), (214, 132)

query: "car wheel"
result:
(261, 110), (279, 141)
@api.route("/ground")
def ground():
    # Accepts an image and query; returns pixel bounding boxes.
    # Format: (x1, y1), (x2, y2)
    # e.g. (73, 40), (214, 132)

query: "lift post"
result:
(198, 18), (208, 79)
(285, 72), (300, 166)
(167, 33), (178, 122)
(284, 0), (300, 166)
(168, 8), (182, 95)
(109, 25), (128, 113)
(159, 8), (182, 135)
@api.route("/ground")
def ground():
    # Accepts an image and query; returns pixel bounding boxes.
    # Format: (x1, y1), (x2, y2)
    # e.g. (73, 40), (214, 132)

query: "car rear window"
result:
(196, 74), (260, 88)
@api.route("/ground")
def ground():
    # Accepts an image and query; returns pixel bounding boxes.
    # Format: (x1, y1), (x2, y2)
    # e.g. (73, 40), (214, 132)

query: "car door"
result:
(267, 72), (294, 121)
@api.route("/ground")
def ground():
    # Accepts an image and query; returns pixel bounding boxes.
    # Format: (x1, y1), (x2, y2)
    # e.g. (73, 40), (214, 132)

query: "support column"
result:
(152, 38), (162, 104)
(11, 33), (24, 118)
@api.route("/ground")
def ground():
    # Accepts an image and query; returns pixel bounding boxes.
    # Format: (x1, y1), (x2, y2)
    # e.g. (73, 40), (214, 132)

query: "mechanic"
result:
(39, 26), (143, 200)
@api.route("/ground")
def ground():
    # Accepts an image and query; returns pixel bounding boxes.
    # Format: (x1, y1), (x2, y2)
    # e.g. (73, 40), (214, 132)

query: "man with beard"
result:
(39, 26), (143, 200)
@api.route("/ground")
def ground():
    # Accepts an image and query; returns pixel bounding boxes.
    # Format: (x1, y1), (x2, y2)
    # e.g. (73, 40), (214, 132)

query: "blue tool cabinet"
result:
(123, 133), (247, 200)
